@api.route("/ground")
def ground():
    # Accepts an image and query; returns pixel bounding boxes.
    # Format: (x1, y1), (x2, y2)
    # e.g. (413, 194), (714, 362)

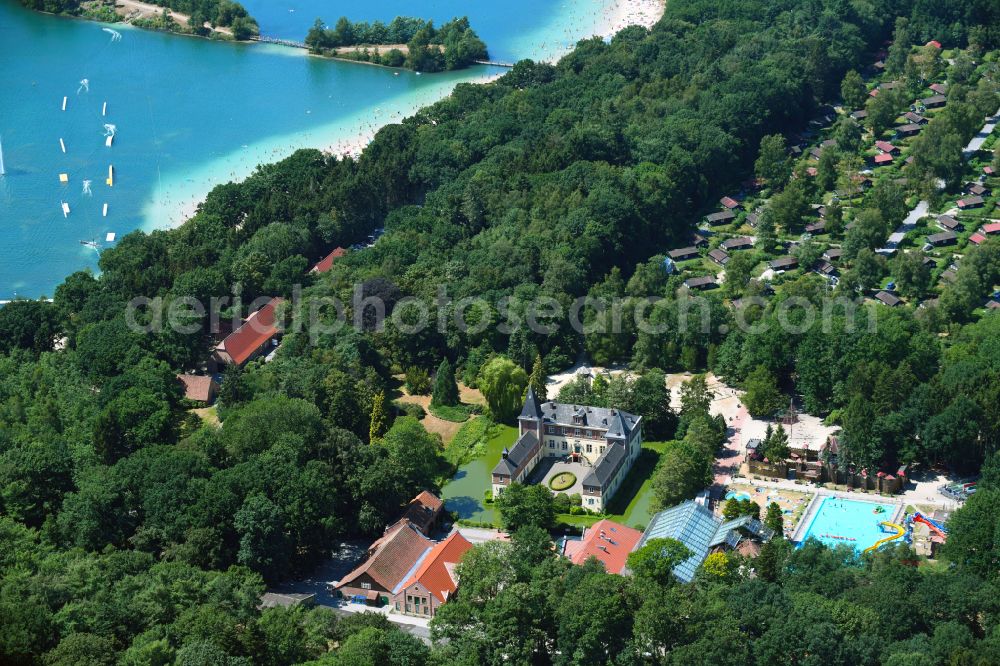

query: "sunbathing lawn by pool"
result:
(798, 496), (900, 552)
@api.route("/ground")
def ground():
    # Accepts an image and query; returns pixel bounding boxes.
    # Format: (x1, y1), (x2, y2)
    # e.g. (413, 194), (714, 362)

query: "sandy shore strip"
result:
(143, 69), (505, 230)
(321, 72), (506, 158)
(600, 0), (666, 38)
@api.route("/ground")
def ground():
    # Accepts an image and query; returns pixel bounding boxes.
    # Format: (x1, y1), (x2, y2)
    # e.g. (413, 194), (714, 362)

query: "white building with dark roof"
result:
(492, 388), (643, 512)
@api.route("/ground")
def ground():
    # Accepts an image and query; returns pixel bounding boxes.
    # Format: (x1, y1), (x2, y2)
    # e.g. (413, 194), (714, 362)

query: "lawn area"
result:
(429, 402), (473, 423)
(558, 440), (668, 532)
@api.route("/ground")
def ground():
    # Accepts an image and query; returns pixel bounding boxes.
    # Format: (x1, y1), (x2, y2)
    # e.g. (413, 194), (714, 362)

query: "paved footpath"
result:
(713, 403), (748, 486)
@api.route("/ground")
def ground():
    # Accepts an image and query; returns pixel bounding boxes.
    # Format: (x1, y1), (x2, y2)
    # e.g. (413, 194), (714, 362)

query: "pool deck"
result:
(791, 490), (903, 543)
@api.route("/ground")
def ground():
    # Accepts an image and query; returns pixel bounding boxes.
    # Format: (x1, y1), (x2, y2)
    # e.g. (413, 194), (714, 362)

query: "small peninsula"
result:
(304, 16), (489, 72)
(22, 0), (260, 40)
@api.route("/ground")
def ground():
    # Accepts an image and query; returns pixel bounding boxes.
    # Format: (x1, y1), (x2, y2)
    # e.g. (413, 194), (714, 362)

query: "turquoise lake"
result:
(0, 0), (612, 299)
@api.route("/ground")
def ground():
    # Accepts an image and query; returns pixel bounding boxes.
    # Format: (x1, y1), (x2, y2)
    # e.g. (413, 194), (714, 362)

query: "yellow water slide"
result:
(863, 522), (905, 553)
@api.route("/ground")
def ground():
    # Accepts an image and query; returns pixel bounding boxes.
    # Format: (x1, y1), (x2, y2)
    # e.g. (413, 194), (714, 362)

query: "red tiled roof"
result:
(875, 141), (897, 153)
(398, 531), (473, 603)
(874, 153), (893, 164)
(176, 374), (217, 403)
(311, 247), (347, 274)
(569, 519), (643, 575)
(337, 521), (433, 593)
(970, 233), (987, 245)
(926, 40), (942, 49)
(401, 491), (444, 535)
(720, 196), (740, 210)
(985, 166), (995, 175)
(216, 298), (285, 366)
(983, 223), (1000, 234)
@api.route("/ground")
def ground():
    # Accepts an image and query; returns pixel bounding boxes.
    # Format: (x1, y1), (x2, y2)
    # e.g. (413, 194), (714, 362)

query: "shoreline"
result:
(598, 0), (665, 40)
(142, 68), (506, 231)
(140, 0), (665, 231)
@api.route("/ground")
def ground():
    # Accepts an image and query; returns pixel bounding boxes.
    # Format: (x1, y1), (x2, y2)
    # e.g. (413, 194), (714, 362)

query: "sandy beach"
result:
(600, 0), (666, 39)
(146, 0), (666, 230)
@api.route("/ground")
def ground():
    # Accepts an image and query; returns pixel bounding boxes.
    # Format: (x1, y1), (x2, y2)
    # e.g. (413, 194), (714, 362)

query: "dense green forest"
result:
(4, 0), (1000, 662)
(305, 16), (488, 71)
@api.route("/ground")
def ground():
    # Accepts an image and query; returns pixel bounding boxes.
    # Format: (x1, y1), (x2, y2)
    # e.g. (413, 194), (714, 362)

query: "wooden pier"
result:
(473, 59), (514, 68)
(252, 35), (308, 49)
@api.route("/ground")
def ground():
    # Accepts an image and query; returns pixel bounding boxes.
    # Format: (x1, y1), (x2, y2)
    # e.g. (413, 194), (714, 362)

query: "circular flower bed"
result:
(549, 472), (577, 491)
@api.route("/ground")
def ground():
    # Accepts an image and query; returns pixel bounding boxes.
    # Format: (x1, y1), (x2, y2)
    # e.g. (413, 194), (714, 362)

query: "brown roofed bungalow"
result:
(874, 290), (901, 307)
(705, 210), (736, 225)
(967, 183), (989, 197)
(708, 248), (730, 266)
(769, 256), (798, 270)
(957, 196), (984, 210)
(926, 231), (957, 246)
(936, 215), (962, 231)
(895, 123), (922, 137)
(177, 374), (219, 404)
(720, 196), (740, 210)
(684, 276), (717, 290)
(921, 94), (947, 108)
(214, 298), (286, 367)
(720, 236), (754, 251)
(668, 246), (700, 261)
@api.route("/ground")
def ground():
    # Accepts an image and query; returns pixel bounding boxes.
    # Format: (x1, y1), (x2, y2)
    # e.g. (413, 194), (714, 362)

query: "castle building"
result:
(491, 388), (643, 512)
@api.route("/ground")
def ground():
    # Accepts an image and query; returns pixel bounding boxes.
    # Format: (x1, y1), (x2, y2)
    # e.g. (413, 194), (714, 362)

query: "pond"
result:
(441, 425), (517, 524)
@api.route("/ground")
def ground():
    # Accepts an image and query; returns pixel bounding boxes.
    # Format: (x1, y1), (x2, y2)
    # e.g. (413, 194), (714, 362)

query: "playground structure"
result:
(863, 511), (948, 554)
(940, 480), (976, 502)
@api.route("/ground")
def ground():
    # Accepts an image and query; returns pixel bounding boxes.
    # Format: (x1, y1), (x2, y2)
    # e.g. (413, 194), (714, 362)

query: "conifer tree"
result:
(432, 358), (460, 407)
(528, 354), (547, 402)
(369, 390), (389, 443)
(765, 501), (784, 536)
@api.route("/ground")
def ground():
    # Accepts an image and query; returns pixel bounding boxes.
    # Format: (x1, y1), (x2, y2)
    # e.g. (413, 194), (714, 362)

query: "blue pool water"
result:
(725, 491), (751, 501)
(798, 497), (899, 552)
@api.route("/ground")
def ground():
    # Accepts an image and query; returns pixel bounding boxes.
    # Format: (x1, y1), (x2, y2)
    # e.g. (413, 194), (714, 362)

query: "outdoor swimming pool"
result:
(798, 496), (900, 552)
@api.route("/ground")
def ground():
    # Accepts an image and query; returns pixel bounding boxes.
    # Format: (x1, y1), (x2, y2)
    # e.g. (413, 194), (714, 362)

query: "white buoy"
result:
(102, 101), (107, 116)
(61, 202), (70, 217)
(102, 203), (108, 217)
(105, 135), (113, 148)
(105, 232), (116, 242)
(59, 138), (66, 153)
(62, 96), (67, 111)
